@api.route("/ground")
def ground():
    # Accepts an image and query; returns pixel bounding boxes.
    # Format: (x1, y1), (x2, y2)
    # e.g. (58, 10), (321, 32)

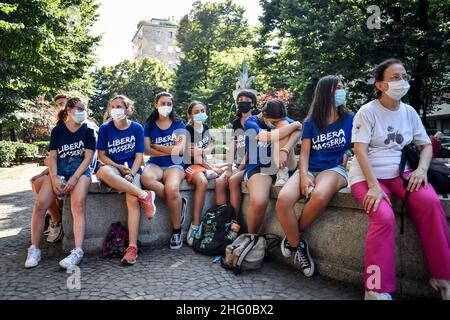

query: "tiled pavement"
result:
(0, 165), (362, 300)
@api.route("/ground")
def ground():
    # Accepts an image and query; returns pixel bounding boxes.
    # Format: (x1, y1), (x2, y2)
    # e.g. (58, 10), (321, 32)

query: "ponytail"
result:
(57, 109), (67, 124)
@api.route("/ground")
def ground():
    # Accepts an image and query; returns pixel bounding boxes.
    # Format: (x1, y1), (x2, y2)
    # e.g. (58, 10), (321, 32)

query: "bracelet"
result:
(280, 147), (290, 154)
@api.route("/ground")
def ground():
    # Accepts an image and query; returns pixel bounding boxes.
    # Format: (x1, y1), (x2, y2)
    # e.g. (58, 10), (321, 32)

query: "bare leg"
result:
(126, 193), (141, 247)
(163, 168), (185, 229)
(298, 170), (346, 231)
(140, 165), (165, 199)
(70, 175), (91, 249)
(32, 175), (61, 223)
(276, 171), (302, 247)
(190, 172), (208, 226)
(229, 170), (244, 215)
(97, 166), (145, 198)
(31, 176), (57, 246)
(246, 174), (273, 234)
(215, 172), (228, 206)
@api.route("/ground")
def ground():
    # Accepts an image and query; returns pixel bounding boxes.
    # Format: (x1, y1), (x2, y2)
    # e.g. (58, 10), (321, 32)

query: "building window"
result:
(155, 45), (161, 52)
(155, 30), (161, 37)
(168, 46), (173, 53)
(168, 31), (173, 38)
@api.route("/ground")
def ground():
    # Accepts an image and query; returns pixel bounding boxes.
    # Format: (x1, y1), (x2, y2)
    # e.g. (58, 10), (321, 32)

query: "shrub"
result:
(15, 143), (39, 164)
(33, 141), (49, 156)
(0, 141), (17, 167)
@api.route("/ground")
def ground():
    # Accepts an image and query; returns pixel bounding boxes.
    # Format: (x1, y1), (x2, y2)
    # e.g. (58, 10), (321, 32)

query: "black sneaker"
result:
(294, 239), (315, 277)
(281, 236), (293, 258)
(170, 232), (183, 250)
(180, 198), (187, 227)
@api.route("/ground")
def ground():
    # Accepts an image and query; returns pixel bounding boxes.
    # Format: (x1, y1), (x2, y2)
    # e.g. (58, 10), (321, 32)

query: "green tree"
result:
(0, 0), (100, 140)
(89, 58), (174, 125)
(174, 0), (254, 127)
(256, 0), (450, 123)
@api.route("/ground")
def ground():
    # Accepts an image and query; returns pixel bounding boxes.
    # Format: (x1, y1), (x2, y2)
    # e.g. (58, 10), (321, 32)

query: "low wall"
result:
(62, 178), (450, 299)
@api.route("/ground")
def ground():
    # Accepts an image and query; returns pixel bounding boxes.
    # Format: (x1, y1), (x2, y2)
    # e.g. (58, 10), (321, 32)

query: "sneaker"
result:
(59, 248), (83, 269)
(25, 245), (41, 268)
(275, 167), (289, 186)
(364, 291), (392, 300)
(430, 279), (450, 300)
(281, 236), (293, 258)
(46, 221), (63, 243)
(294, 239), (315, 277)
(139, 190), (156, 220)
(170, 232), (183, 250)
(43, 213), (51, 235)
(180, 198), (187, 227)
(121, 246), (138, 265)
(186, 224), (199, 247)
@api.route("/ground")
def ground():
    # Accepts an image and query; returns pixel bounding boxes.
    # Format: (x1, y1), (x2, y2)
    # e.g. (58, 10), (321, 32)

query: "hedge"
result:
(0, 141), (40, 167)
(33, 141), (49, 156)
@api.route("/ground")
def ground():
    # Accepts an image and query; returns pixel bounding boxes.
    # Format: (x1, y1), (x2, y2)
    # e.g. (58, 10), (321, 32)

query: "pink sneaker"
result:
(121, 246), (138, 265)
(139, 190), (156, 220)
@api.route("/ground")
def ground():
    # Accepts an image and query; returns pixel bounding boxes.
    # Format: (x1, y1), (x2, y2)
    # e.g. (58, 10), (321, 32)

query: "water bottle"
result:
(57, 175), (66, 200)
(227, 220), (240, 241)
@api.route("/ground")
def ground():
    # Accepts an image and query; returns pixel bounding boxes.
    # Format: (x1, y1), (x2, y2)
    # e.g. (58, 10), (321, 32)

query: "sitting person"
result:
(275, 75), (353, 277)
(244, 99), (302, 234)
(96, 94), (156, 265)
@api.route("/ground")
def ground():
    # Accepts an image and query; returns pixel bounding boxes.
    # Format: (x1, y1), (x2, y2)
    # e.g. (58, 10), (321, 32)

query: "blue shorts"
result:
(57, 157), (91, 181)
(308, 165), (349, 187)
(146, 163), (185, 173)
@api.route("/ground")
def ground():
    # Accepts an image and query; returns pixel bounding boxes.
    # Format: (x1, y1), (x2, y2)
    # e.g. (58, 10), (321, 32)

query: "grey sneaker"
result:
(46, 221), (63, 243)
(59, 248), (83, 269)
(281, 236), (293, 258)
(186, 224), (199, 247)
(25, 245), (41, 269)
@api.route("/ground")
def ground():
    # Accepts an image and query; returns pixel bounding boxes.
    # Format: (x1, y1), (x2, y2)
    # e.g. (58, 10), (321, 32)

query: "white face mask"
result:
(385, 80), (410, 100)
(110, 108), (126, 121)
(71, 111), (87, 124)
(158, 106), (173, 117)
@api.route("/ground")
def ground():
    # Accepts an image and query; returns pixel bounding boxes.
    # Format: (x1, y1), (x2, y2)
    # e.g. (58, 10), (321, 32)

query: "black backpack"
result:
(399, 143), (450, 234)
(193, 204), (236, 256)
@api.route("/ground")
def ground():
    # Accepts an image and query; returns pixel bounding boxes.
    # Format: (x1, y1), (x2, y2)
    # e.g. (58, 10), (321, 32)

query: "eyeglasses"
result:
(387, 74), (411, 82)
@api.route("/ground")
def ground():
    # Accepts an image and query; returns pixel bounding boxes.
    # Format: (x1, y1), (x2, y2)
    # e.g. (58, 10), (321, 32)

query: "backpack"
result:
(102, 222), (129, 258)
(221, 233), (280, 275)
(398, 143), (450, 234)
(193, 204), (235, 256)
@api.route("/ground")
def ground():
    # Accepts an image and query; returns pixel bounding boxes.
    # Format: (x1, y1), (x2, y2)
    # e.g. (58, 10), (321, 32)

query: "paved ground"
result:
(0, 164), (362, 300)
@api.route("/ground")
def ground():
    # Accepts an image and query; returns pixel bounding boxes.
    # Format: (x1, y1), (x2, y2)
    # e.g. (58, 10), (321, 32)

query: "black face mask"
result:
(238, 101), (253, 113)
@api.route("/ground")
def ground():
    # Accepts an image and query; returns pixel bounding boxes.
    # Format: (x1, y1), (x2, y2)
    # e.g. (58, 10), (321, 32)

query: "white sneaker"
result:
(59, 248), (83, 269)
(364, 291), (392, 300)
(25, 245), (41, 269)
(280, 236), (293, 258)
(275, 168), (289, 186)
(46, 221), (63, 243)
(186, 224), (199, 247)
(430, 279), (450, 300)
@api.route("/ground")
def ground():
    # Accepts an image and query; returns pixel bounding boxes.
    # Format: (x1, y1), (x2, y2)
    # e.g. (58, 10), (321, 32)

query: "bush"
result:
(33, 141), (49, 156)
(0, 141), (17, 167)
(15, 143), (39, 164)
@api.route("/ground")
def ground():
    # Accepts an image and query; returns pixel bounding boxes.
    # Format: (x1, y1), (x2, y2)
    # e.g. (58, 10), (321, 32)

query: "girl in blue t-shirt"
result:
(276, 75), (354, 278)
(96, 94), (155, 265)
(244, 99), (303, 235)
(25, 97), (97, 270)
(140, 92), (187, 250)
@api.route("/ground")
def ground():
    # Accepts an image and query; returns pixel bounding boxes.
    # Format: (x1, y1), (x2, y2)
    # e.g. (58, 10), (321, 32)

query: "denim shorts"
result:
(97, 164), (142, 189)
(57, 157), (91, 180)
(146, 163), (185, 173)
(308, 165), (349, 187)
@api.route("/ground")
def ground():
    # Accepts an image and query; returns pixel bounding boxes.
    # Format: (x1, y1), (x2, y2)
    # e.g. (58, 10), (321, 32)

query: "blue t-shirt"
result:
(144, 120), (186, 168)
(49, 122), (97, 175)
(97, 121), (144, 174)
(302, 113), (354, 172)
(244, 115), (296, 175)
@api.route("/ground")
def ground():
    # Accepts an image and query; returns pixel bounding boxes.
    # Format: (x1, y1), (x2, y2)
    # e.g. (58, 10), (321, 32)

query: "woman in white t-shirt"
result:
(350, 58), (450, 300)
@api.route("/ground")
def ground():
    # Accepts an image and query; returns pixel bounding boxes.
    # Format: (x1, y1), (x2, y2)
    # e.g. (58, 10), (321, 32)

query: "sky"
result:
(91, 0), (263, 67)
